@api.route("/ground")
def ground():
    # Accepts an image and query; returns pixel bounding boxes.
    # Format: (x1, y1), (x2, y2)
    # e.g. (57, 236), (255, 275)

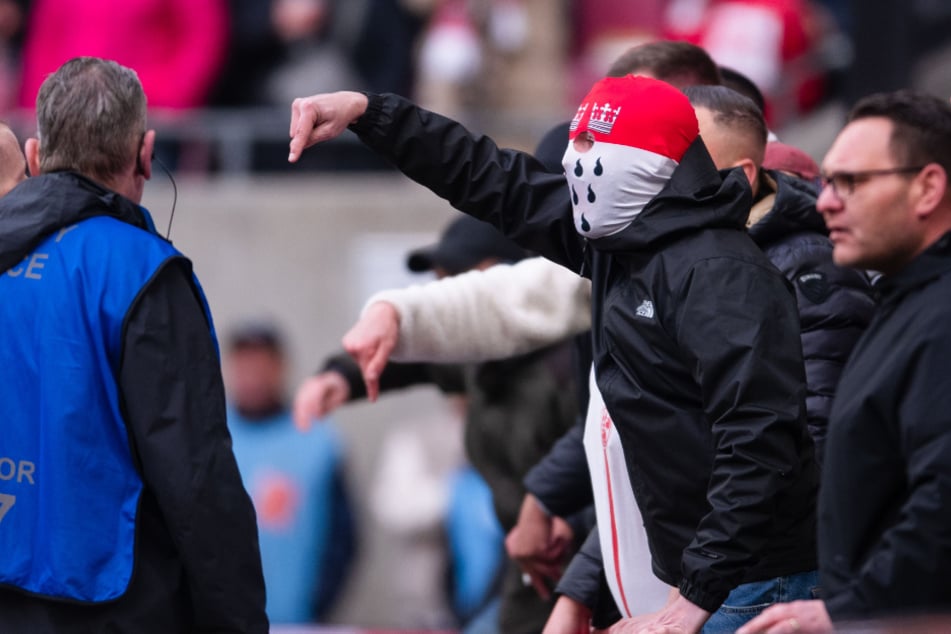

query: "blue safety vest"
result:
(0, 212), (212, 603)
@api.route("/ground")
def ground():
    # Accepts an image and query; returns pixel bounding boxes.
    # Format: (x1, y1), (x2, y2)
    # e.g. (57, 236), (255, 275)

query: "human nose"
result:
(816, 180), (843, 216)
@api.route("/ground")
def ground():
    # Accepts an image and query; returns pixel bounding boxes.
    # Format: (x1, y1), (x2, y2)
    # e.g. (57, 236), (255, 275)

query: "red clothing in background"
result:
(664, 0), (826, 124)
(19, 0), (228, 109)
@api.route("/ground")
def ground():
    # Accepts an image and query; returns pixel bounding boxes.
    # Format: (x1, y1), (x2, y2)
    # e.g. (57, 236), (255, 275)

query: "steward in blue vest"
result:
(0, 169), (268, 633)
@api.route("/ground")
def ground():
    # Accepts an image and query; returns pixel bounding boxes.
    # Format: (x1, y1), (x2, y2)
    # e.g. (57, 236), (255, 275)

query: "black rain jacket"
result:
(349, 93), (819, 614)
(525, 170), (874, 617)
(820, 233), (951, 620)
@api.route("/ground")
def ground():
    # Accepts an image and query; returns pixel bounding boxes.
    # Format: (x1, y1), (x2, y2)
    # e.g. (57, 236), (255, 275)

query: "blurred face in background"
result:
(225, 344), (287, 419)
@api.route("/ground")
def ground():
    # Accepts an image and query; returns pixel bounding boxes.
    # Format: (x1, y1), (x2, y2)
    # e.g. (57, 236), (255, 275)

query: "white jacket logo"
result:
(635, 299), (654, 319)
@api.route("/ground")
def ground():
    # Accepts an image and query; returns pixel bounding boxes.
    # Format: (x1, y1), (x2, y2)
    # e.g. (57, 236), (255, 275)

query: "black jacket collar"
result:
(0, 171), (155, 273)
(875, 231), (951, 304)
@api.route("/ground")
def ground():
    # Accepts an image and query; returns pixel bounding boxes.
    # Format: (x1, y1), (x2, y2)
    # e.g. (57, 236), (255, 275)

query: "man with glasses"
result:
(740, 90), (951, 633)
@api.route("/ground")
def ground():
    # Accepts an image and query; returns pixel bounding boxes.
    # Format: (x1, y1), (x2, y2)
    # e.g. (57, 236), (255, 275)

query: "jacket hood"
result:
(0, 171), (154, 273)
(588, 138), (752, 253)
(748, 170), (826, 247)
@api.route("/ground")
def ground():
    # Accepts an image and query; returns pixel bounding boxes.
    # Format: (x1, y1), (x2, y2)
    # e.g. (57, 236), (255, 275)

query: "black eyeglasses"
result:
(819, 166), (925, 198)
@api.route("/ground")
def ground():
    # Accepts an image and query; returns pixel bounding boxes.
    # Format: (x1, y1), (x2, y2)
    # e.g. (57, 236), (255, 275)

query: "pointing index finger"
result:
(288, 99), (317, 163)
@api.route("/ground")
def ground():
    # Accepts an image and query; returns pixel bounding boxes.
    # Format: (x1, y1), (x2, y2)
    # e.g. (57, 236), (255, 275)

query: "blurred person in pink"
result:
(18, 0), (228, 110)
(566, 0), (666, 104)
(663, 0), (831, 126)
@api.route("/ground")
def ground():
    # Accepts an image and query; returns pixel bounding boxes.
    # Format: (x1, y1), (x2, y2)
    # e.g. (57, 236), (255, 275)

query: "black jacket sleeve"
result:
(119, 258), (268, 633)
(350, 93), (586, 273)
(673, 256), (818, 612)
(322, 351), (467, 400)
(523, 416), (594, 517)
(556, 528), (622, 628)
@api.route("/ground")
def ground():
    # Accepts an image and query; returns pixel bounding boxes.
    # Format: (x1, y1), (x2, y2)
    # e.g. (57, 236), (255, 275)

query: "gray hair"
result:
(35, 57), (147, 181)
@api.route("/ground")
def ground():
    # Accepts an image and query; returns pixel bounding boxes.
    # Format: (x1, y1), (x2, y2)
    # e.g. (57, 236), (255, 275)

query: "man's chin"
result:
(831, 248), (860, 269)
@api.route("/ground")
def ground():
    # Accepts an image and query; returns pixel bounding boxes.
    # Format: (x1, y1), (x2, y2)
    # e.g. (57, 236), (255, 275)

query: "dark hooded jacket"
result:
(525, 172), (873, 521)
(0, 172), (267, 633)
(521, 170), (874, 618)
(522, 170), (872, 618)
(349, 93), (819, 615)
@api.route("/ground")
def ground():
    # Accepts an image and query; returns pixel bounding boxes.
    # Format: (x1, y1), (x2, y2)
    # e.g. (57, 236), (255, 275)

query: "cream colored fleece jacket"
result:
(363, 256), (592, 363)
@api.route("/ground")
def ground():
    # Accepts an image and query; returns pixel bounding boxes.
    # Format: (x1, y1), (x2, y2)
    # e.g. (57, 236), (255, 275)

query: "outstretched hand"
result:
(288, 91), (369, 162)
(293, 371), (351, 431)
(342, 301), (401, 403)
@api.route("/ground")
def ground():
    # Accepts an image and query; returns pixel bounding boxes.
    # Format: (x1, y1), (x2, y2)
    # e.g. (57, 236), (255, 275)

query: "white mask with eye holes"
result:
(562, 134), (678, 239)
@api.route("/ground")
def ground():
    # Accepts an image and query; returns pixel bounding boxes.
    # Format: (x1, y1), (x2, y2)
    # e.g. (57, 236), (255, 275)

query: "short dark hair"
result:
(684, 84), (768, 150)
(718, 66), (766, 114)
(848, 90), (951, 180)
(607, 40), (721, 88)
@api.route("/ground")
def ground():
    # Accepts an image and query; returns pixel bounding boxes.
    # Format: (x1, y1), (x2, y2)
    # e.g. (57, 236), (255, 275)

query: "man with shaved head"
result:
(0, 124), (26, 197)
(686, 85), (874, 467)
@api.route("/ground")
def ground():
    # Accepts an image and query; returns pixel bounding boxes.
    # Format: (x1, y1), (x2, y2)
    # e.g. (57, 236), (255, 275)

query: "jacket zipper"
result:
(579, 239), (589, 278)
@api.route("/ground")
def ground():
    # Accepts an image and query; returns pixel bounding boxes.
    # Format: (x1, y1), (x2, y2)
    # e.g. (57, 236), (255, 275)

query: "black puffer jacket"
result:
(350, 93), (819, 614)
(749, 171), (875, 465)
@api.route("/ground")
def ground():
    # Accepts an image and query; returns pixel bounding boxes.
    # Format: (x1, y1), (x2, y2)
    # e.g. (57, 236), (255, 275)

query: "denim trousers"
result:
(702, 569), (820, 633)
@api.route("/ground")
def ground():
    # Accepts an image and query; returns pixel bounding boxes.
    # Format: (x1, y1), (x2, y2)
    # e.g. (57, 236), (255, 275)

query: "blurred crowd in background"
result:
(1, 0), (949, 173)
(5, 1), (951, 632)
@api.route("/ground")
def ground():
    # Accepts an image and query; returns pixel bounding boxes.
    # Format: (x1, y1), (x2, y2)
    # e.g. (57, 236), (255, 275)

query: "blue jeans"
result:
(702, 570), (819, 634)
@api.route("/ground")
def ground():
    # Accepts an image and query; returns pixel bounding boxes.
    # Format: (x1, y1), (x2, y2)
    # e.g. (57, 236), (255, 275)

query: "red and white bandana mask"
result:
(562, 76), (699, 239)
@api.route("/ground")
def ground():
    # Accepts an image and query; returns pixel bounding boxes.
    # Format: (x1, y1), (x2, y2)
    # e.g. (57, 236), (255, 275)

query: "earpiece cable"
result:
(152, 154), (178, 239)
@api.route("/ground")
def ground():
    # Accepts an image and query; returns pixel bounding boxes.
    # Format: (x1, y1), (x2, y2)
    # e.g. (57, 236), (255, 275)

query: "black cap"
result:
(406, 215), (527, 275)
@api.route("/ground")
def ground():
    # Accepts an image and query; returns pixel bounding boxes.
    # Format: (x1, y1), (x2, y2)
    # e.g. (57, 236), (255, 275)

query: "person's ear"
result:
(24, 138), (40, 177)
(733, 158), (758, 189)
(137, 129), (156, 179)
(911, 163), (948, 219)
